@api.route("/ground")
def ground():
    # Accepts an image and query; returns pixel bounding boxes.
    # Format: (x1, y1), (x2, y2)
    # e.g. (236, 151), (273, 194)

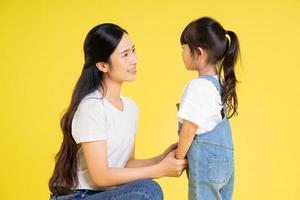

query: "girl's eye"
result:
(132, 48), (136, 53)
(123, 53), (128, 57)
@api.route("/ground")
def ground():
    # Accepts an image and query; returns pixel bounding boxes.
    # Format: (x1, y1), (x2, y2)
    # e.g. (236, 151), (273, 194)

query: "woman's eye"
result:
(123, 53), (128, 57)
(132, 48), (136, 53)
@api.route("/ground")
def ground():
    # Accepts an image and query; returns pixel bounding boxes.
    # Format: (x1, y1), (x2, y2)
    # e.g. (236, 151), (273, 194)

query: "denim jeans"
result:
(50, 179), (163, 200)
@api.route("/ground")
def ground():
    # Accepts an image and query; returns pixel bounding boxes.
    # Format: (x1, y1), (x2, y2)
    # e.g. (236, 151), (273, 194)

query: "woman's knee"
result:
(135, 179), (164, 200)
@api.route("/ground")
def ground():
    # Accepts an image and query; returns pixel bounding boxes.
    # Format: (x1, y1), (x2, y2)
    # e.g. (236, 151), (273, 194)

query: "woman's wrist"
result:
(155, 154), (163, 164)
(152, 163), (164, 178)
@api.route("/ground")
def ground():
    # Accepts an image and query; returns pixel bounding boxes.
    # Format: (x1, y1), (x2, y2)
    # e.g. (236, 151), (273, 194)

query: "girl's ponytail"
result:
(180, 17), (241, 119)
(219, 30), (240, 118)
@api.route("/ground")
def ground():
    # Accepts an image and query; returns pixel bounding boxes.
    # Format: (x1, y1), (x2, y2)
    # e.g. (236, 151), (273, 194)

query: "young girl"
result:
(49, 23), (187, 200)
(175, 17), (240, 200)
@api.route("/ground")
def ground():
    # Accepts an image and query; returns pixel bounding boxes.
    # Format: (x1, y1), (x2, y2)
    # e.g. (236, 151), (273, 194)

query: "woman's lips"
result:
(128, 68), (137, 74)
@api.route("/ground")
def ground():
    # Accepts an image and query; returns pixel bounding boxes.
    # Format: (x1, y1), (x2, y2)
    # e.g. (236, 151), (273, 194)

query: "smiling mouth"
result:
(128, 68), (137, 72)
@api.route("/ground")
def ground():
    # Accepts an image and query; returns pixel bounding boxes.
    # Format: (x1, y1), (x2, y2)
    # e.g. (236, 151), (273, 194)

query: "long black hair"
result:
(49, 23), (127, 195)
(180, 17), (240, 118)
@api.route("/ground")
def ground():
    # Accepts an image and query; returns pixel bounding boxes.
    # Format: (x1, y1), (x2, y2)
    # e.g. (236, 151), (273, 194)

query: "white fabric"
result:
(177, 75), (223, 134)
(71, 89), (138, 190)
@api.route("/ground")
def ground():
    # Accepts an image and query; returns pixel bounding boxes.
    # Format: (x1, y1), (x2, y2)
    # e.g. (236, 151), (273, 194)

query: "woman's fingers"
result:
(176, 158), (187, 165)
(174, 158), (188, 176)
(164, 143), (178, 155)
(176, 159), (188, 175)
(176, 164), (187, 176)
(160, 150), (188, 177)
(170, 142), (178, 149)
(167, 149), (176, 157)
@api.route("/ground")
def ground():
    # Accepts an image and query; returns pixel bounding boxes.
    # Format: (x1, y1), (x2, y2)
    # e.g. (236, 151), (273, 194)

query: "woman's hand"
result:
(157, 142), (178, 162)
(157, 149), (187, 178)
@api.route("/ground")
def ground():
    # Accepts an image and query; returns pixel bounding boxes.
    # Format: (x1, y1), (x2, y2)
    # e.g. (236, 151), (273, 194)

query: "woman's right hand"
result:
(157, 149), (188, 177)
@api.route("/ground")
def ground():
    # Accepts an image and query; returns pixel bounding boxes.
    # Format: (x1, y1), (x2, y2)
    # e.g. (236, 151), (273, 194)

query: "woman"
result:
(49, 23), (187, 200)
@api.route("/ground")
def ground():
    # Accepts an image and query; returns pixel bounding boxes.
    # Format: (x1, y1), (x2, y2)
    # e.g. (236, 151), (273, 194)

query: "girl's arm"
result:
(125, 142), (178, 168)
(81, 140), (187, 187)
(176, 120), (198, 159)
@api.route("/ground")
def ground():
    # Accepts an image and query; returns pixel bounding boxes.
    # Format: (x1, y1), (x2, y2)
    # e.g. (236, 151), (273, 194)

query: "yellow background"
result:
(1, 0), (300, 199)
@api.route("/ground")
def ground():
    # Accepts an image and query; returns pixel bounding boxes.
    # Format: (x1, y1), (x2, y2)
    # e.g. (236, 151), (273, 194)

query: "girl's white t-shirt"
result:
(71, 89), (138, 190)
(177, 75), (223, 134)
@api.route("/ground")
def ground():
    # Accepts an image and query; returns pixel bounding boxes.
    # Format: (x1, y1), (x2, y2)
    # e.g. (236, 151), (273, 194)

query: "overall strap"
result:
(200, 75), (221, 92)
(200, 75), (225, 119)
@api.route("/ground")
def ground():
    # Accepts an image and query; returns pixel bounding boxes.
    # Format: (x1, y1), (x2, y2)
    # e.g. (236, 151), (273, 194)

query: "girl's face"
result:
(181, 44), (209, 72)
(106, 33), (137, 83)
(181, 44), (197, 71)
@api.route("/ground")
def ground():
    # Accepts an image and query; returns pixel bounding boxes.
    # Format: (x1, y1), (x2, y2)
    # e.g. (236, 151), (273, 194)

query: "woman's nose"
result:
(130, 52), (138, 65)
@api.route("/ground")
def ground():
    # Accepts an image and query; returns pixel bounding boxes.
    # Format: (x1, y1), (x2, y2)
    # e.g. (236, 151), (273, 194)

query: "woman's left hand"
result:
(157, 142), (178, 162)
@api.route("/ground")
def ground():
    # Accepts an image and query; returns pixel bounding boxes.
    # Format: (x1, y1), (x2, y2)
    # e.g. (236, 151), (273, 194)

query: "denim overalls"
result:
(177, 75), (235, 200)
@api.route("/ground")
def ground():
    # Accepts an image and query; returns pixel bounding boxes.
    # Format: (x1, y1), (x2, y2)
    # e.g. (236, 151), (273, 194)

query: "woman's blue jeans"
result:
(50, 179), (163, 200)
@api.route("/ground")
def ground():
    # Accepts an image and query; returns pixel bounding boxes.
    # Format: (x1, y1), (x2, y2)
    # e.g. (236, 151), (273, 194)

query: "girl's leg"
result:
(84, 179), (163, 200)
(220, 173), (234, 200)
(187, 142), (234, 200)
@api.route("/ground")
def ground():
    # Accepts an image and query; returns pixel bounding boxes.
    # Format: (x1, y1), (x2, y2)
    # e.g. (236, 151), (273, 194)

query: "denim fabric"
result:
(178, 75), (235, 200)
(50, 179), (163, 200)
(187, 119), (234, 200)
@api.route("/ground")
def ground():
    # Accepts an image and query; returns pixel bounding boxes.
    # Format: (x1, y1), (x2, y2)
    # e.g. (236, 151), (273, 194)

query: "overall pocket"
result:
(206, 146), (234, 188)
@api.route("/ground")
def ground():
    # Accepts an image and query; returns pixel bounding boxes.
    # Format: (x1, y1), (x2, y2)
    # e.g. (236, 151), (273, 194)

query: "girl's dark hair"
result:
(49, 23), (127, 195)
(180, 17), (240, 118)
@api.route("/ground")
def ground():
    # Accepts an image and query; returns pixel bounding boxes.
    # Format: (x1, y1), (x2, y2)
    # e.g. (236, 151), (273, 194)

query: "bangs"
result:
(180, 21), (195, 45)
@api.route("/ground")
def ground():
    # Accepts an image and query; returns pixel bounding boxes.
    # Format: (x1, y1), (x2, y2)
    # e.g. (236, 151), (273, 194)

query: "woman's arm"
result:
(176, 120), (198, 159)
(125, 142), (178, 168)
(81, 140), (187, 187)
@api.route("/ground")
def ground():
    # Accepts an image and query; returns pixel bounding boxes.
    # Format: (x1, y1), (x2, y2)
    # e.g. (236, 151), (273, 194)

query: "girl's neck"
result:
(197, 64), (218, 77)
(98, 77), (123, 102)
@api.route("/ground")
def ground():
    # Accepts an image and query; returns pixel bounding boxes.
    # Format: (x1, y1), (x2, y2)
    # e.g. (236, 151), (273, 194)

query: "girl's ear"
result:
(196, 47), (204, 58)
(196, 47), (209, 64)
(96, 62), (109, 73)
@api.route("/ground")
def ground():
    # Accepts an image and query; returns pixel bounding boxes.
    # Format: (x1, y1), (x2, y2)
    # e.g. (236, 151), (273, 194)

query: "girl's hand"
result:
(158, 142), (178, 162)
(158, 149), (187, 177)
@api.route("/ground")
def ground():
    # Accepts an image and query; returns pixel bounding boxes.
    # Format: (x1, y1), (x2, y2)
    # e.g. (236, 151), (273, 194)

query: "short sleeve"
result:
(177, 79), (219, 128)
(71, 98), (107, 144)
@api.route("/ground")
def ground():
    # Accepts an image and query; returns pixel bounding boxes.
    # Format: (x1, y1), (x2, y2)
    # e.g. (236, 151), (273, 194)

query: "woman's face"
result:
(107, 33), (137, 82)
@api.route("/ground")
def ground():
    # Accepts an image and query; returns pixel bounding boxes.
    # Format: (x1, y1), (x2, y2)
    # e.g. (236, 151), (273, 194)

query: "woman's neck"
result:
(98, 77), (123, 102)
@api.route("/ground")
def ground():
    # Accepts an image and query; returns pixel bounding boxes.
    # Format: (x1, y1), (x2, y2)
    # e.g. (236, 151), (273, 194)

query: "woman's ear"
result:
(96, 62), (109, 73)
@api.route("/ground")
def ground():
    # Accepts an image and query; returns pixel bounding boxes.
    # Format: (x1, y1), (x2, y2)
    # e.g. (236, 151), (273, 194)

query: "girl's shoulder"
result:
(186, 77), (218, 94)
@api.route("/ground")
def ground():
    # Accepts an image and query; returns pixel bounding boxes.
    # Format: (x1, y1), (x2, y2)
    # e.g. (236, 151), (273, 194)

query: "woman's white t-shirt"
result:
(71, 89), (138, 190)
(177, 75), (223, 134)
